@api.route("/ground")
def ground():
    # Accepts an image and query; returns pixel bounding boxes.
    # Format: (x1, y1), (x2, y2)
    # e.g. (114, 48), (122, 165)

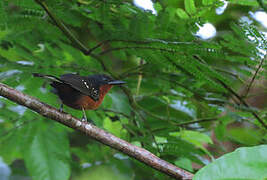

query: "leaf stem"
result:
(35, 0), (91, 55)
(242, 56), (265, 98)
(217, 79), (267, 129)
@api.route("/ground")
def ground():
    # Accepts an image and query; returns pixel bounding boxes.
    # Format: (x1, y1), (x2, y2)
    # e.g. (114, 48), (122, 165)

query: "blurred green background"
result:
(0, 0), (266, 179)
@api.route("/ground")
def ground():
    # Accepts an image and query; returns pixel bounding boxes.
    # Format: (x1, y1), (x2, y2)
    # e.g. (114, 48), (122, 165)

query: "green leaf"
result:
(214, 116), (231, 141)
(228, 0), (261, 6)
(103, 117), (127, 138)
(202, 0), (215, 5)
(24, 123), (71, 180)
(214, 122), (226, 140)
(0, 128), (23, 164)
(170, 130), (213, 157)
(154, 2), (163, 12)
(76, 165), (131, 180)
(194, 145), (267, 180)
(176, 8), (189, 19)
(170, 130), (212, 145)
(138, 96), (193, 123)
(109, 91), (131, 116)
(161, 137), (205, 164)
(227, 127), (263, 145)
(0, 116), (40, 164)
(175, 157), (193, 172)
(184, 0), (197, 15)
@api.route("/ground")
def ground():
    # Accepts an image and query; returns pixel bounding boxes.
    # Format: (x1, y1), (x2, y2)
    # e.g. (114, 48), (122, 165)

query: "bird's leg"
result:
(81, 107), (87, 122)
(59, 103), (64, 112)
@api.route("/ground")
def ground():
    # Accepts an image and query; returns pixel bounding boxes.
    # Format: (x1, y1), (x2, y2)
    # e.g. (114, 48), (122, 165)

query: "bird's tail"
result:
(32, 73), (62, 83)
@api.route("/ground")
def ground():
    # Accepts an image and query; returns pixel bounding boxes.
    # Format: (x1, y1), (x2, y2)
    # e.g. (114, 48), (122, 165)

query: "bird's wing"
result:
(32, 73), (62, 83)
(60, 74), (100, 101)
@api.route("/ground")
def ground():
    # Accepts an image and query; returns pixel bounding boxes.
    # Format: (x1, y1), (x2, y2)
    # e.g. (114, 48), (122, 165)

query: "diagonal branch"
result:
(192, 55), (267, 129)
(0, 83), (193, 180)
(217, 79), (267, 129)
(35, 0), (92, 55)
(243, 56), (265, 98)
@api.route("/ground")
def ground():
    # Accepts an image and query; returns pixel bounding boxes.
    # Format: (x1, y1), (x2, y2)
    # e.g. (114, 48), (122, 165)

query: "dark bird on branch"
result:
(33, 73), (125, 121)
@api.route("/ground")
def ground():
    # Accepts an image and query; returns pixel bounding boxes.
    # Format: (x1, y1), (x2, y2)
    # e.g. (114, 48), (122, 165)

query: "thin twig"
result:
(151, 117), (218, 133)
(99, 108), (130, 118)
(192, 55), (267, 129)
(88, 40), (110, 53)
(134, 106), (161, 153)
(243, 57), (265, 98)
(0, 119), (37, 138)
(136, 59), (144, 96)
(99, 46), (182, 55)
(85, 38), (194, 54)
(213, 67), (245, 83)
(174, 117), (218, 126)
(35, 0), (91, 55)
(119, 63), (147, 78)
(88, 39), (150, 53)
(217, 79), (267, 129)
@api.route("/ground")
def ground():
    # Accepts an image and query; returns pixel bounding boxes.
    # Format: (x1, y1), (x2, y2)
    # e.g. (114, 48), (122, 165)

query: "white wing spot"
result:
(82, 79), (90, 89)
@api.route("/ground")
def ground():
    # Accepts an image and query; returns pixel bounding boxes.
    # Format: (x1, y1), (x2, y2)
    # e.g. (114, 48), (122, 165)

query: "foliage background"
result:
(0, 0), (266, 179)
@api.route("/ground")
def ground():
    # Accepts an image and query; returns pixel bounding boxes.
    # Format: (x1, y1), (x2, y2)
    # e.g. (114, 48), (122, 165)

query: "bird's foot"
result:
(81, 107), (88, 122)
(80, 115), (95, 125)
(81, 115), (87, 122)
(59, 103), (64, 112)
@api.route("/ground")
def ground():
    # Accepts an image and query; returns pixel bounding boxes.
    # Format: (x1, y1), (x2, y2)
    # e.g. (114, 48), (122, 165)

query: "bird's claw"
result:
(81, 116), (87, 122)
(59, 103), (64, 112)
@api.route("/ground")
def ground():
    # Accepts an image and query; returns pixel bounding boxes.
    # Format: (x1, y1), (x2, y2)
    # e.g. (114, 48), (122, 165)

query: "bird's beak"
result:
(108, 80), (126, 85)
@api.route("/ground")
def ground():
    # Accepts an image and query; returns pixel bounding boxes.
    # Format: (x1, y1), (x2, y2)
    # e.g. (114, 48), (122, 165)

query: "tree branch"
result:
(98, 46), (182, 55)
(173, 117), (218, 126)
(35, 0), (92, 55)
(217, 79), (267, 129)
(192, 55), (267, 129)
(152, 117), (219, 133)
(0, 83), (193, 180)
(242, 56), (265, 98)
(136, 59), (144, 96)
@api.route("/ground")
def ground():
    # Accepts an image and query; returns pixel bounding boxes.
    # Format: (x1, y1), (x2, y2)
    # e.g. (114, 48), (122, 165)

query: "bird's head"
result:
(90, 74), (125, 86)
(88, 74), (125, 100)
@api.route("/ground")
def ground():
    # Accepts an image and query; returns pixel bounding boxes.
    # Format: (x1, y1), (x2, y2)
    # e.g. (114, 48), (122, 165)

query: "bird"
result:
(33, 73), (125, 121)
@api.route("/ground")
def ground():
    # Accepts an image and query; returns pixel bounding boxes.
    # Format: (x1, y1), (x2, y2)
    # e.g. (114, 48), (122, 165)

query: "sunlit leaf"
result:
(185, 0), (197, 15)
(194, 145), (267, 180)
(176, 8), (189, 19)
(24, 122), (71, 180)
